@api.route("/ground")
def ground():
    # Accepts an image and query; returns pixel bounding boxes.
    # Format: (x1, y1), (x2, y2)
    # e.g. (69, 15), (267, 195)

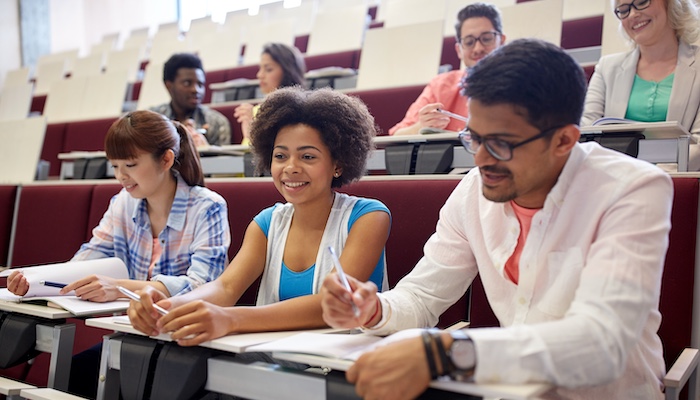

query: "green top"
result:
(625, 73), (674, 122)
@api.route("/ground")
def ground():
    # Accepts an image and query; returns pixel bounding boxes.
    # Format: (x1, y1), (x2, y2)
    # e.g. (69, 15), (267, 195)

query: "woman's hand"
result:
(127, 286), (172, 336)
(60, 275), (120, 302)
(7, 271), (29, 296)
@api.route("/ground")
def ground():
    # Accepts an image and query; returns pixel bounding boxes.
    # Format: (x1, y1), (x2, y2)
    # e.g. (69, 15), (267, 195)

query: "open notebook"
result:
(243, 328), (426, 371)
(0, 258), (130, 316)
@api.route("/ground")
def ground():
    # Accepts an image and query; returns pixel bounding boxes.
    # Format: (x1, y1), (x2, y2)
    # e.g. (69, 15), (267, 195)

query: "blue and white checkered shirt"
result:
(73, 173), (230, 296)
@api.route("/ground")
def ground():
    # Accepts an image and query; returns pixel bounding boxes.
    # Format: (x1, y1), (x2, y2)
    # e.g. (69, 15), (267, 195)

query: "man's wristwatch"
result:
(447, 330), (476, 381)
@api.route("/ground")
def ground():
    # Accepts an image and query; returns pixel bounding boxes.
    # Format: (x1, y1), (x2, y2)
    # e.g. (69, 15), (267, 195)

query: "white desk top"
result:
(59, 146), (246, 161)
(0, 299), (74, 319)
(580, 121), (691, 140)
(91, 316), (551, 399)
(271, 349), (551, 399)
(86, 316), (345, 353)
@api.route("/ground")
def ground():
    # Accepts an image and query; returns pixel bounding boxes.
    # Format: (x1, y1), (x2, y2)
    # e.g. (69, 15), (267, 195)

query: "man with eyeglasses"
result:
(321, 39), (671, 399)
(388, 3), (505, 136)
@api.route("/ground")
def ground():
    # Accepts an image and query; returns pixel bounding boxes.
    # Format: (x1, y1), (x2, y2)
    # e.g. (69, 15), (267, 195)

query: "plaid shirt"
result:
(151, 102), (231, 145)
(73, 174), (230, 295)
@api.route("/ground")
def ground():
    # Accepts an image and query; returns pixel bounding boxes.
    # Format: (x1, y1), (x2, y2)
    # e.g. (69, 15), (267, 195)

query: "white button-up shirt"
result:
(370, 142), (672, 399)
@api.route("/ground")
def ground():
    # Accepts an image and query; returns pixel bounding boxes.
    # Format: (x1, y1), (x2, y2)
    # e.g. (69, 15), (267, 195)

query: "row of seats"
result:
(0, 175), (697, 390)
(15, 0), (606, 123)
(36, 84), (426, 177)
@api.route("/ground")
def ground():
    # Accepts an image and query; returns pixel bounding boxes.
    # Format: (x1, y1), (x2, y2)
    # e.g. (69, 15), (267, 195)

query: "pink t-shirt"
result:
(504, 201), (541, 284)
(148, 238), (163, 279)
(388, 70), (468, 135)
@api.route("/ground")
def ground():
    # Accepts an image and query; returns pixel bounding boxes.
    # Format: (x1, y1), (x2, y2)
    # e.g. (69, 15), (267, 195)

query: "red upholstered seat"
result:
(63, 117), (118, 153)
(10, 185), (93, 267)
(225, 65), (259, 81)
(30, 95), (47, 115)
(86, 184), (122, 242)
(0, 185), (17, 267)
(305, 50), (362, 71)
(340, 178), (467, 328)
(204, 69), (228, 104)
(347, 85), (426, 135)
(41, 123), (68, 177)
(209, 104), (243, 145)
(659, 178), (698, 367)
(561, 16), (604, 49)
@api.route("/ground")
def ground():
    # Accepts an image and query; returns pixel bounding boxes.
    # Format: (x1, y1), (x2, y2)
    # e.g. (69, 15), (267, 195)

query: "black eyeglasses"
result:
(614, 0), (651, 20)
(458, 126), (562, 161)
(460, 31), (501, 49)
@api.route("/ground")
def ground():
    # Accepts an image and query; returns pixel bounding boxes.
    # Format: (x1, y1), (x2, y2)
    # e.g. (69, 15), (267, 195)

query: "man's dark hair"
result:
(163, 53), (204, 83)
(462, 38), (587, 130)
(455, 2), (503, 41)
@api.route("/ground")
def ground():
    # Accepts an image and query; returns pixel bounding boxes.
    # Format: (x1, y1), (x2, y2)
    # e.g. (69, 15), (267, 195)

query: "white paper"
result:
(0, 258), (128, 298)
(245, 328), (425, 361)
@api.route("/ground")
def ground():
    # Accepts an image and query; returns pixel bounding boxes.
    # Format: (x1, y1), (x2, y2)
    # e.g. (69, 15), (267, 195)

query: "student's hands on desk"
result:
(322, 273), (433, 399)
(7, 271), (121, 302)
(128, 288), (233, 346)
(60, 274), (121, 302)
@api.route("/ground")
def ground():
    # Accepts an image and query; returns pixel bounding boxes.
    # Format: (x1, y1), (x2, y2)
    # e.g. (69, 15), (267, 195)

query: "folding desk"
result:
(88, 316), (550, 400)
(0, 301), (77, 391)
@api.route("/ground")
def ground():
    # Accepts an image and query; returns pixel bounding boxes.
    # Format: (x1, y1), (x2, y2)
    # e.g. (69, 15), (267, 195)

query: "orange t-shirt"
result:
(504, 201), (540, 284)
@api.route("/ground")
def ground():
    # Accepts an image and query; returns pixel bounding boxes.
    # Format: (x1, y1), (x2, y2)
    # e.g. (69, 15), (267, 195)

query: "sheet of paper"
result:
(0, 258), (128, 298)
(245, 328), (425, 361)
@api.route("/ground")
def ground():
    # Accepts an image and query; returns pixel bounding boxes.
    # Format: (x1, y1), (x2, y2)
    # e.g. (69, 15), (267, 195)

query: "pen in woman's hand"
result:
(327, 246), (361, 318)
(118, 286), (169, 316)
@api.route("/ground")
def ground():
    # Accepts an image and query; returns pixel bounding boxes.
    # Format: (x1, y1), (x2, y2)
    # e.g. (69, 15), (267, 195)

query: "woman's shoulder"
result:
(337, 193), (389, 213)
(598, 48), (637, 66)
(187, 185), (228, 209)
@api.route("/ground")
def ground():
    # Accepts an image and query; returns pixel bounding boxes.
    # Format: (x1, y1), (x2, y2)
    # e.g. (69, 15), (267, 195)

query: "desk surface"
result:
(91, 316), (551, 399)
(0, 299), (73, 319)
(580, 121), (691, 140)
(87, 316), (344, 353)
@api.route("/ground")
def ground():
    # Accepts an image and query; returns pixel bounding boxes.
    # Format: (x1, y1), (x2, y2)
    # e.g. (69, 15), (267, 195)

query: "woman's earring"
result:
(334, 172), (340, 178)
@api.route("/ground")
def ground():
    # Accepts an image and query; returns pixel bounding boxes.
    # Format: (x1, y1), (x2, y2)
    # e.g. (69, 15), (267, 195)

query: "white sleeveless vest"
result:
(256, 192), (388, 306)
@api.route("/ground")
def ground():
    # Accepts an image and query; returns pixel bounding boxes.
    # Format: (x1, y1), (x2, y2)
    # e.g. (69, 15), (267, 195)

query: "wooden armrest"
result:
(664, 348), (699, 388)
(445, 320), (470, 331)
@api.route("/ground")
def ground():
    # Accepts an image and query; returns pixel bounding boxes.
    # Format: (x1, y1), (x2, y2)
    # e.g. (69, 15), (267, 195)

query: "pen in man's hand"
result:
(436, 108), (469, 122)
(327, 246), (361, 318)
(117, 286), (169, 316)
(39, 280), (67, 289)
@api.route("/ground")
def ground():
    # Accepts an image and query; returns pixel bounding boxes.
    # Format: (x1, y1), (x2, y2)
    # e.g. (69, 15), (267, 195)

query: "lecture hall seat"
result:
(0, 185), (17, 267)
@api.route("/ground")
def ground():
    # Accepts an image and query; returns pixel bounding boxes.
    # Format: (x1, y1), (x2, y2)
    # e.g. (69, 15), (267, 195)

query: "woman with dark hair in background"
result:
(234, 42), (306, 145)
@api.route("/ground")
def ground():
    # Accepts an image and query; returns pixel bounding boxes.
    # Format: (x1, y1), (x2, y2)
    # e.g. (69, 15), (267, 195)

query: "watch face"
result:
(451, 339), (476, 370)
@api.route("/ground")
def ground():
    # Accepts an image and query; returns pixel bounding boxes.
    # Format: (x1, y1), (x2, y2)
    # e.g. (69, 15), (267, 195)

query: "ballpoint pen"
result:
(436, 108), (469, 123)
(327, 246), (361, 318)
(117, 286), (169, 316)
(39, 280), (68, 288)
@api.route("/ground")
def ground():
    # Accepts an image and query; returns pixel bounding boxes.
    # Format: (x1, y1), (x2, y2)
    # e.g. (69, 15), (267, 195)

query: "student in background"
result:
(581, 0), (700, 167)
(234, 43), (306, 145)
(388, 3), (506, 136)
(151, 53), (232, 146)
(322, 39), (672, 399)
(7, 110), (231, 397)
(128, 87), (390, 346)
